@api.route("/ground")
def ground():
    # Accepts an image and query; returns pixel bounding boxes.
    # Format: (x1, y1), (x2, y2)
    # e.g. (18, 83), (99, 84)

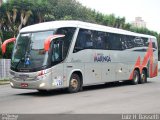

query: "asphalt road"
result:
(0, 74), (160, 114)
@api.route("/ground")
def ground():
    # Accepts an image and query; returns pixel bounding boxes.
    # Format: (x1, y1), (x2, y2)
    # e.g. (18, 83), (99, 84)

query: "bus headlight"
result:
(10, 82), (14, 87)
(39, 83), (45, 88)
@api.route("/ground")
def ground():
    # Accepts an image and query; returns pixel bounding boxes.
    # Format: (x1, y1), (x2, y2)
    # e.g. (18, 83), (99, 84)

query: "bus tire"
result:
(131, 70), (140, 85)
(68, 73), (81, 93)
(140, 70), (147, 84)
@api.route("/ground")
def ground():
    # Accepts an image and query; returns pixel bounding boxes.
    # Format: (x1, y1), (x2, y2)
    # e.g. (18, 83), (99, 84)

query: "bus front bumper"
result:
(10, 79), (50, 90)
(9, 70), (67, 90)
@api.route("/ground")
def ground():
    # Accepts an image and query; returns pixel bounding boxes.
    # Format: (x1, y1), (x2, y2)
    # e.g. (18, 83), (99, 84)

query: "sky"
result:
(76, 0), (160, 33)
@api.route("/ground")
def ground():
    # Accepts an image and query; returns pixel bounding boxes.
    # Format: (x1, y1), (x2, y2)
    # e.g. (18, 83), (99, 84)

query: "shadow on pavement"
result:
(16, 80), (153, 97)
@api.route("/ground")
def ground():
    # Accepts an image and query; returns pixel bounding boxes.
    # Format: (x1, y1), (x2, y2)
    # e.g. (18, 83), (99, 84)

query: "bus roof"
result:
(20, 20), (156, 39)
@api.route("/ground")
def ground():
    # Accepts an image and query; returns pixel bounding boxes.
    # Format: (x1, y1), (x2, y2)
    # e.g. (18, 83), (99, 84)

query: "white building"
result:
(132, 17), (146, 28)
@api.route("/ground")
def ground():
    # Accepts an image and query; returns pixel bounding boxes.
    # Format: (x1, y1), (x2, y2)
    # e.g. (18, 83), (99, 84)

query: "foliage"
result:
(0, 0), (160, 59)
(0, 0), (51, 58)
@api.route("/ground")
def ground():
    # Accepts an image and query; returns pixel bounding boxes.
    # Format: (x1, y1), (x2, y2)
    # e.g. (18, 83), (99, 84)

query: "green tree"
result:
(0, 0), (160, 59)
(32, 0), (50, 23)
(102, 15), (109, 26)
(123, 23), (132, 30)
(108, 14), (116, 27)
(0, 0), (51, 58)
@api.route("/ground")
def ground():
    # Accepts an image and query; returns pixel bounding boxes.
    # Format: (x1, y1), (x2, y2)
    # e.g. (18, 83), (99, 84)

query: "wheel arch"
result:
(68, 69), (83, 87)
(142, 67), (148, 77)
(130, 67), (140, 85)
(132, 67), (141, 80)
(134, 67), (140, 74)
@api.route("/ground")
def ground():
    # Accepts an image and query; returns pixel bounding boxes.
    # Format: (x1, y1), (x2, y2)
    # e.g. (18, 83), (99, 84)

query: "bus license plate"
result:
(21, 83), (28, 88)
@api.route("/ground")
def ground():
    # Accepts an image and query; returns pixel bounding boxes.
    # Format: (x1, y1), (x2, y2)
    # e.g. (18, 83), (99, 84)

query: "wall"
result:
(0, 59), (11, 80)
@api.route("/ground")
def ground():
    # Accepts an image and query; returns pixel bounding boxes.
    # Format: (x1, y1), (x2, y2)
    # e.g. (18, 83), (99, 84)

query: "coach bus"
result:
(1, 21), (158, 93)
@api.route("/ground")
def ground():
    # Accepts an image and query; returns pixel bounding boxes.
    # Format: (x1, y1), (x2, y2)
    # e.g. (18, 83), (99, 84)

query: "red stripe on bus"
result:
(129, 56), (141, 80)
(129, 39), (157, 80)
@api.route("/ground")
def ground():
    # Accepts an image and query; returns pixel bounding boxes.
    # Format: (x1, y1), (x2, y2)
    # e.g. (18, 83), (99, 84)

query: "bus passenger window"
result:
(152, 42), (157, 49)
(94, 34), (103, 49)
(74, 29), (93, 52)
(85, 31), (93, 48)
(92, 31), (106, 50)
(56, 27), (76, 58)
(108, 33), (122, 50)
(104, 39), (110, 50)
(51, 42), (61, 62)
(74, 32), (86, 51)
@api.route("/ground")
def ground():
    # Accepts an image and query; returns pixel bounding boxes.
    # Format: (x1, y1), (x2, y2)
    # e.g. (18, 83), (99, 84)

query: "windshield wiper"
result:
(15, 58), (25, 70)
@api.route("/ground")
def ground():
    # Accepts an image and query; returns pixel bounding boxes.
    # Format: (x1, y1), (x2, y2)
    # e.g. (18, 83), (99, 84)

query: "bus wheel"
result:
(68, 73), (81, 93)
(140, 70), (147, 84)
(131, 70), (140, 85)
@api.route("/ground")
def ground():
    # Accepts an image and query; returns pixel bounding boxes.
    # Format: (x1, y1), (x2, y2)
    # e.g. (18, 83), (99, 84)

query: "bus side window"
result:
(108, 33), (122, 50)
(74, 29), (93, 52)
(85, 31), (93, 49)
(104, 39), (110, 50)
(74, 31), (85, 52)
(93, 31), (105, 49)
(152, 42), (157, 49)
(56, 27), (76, 58)
(51, 41), (60, 63)
(121, 35), (133, 50)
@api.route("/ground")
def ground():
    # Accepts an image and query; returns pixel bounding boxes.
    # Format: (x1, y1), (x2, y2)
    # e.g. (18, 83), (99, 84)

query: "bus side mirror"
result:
(1, 38), (16, 55)
(44, 34), (65, 51)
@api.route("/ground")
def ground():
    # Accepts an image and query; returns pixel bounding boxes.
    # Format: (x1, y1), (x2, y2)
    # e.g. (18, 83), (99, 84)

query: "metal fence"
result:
(0, 59), (11, 80)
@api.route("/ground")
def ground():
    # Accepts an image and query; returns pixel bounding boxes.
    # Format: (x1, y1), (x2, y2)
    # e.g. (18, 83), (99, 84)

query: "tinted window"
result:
(74, 29), (93, 52)
(93, 31), (107, 49)
(11, 31), (55, 71)
(121, 35), (134, 49)
(55, 27), (76, 59)
(74, 28), (156, 52)
(133, 37), (147, 47)
(108, 33), (122, 50)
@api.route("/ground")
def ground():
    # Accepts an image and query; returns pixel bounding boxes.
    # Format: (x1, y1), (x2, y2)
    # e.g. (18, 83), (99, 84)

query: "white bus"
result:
(1, 21), (158, 93)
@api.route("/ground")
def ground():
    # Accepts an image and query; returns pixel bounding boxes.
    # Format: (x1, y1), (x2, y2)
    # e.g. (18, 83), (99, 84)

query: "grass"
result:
(0, 79), (10, 85)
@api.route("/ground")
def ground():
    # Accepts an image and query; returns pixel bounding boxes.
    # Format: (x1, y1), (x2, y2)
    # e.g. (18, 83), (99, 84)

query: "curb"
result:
(0, 81), (10, 85)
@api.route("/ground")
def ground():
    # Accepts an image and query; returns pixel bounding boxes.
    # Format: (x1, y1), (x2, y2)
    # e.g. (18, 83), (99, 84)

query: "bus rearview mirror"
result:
(1, 38), (16, 55)
(44, 34), (65, 51)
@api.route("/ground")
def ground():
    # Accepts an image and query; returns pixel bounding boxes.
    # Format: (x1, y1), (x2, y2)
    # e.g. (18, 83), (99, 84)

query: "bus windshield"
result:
(11, 27), (76, 72)
(11, 30), (55, 71)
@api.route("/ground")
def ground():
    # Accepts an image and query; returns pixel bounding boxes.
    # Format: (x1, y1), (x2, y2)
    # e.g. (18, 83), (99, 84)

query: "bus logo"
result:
(94, 53), (111, 62)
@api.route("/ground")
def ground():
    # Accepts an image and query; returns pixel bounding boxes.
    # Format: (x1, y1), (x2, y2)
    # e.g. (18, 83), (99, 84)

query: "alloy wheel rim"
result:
(70, 79), (78, 89)
(141, 74), (145, 82)
(134, 73), (138, 82)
